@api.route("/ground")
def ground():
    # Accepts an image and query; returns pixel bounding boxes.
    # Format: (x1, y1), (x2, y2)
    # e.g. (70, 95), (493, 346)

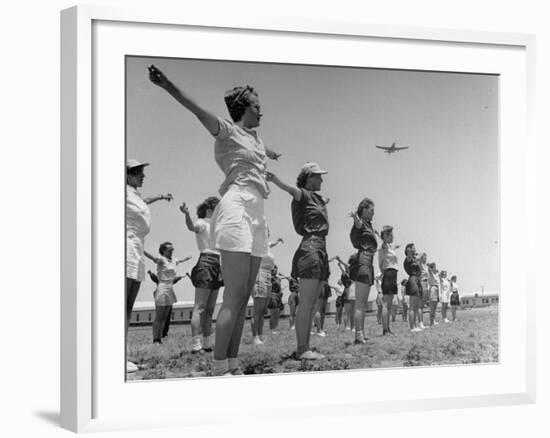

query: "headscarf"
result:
(224, 85), (256, 121)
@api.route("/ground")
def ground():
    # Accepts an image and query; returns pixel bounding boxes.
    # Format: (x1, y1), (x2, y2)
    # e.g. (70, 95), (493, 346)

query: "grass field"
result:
(127, 306), (499, 380)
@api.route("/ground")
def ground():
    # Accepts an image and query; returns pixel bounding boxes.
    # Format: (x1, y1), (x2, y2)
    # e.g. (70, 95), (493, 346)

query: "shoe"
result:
(253, 337), (264, 346)
(419, 322), (426, 329)
(271, 331), (279, 335)
(191, 348), (204, 354)
(153, 339), (162, 345)
(354, 338), (366, 345)
(202, 347), (213, 353)
(316, 331), (327, 337)
(433, 321), (439, 326)
(382, 329), (388, 336)
(351, 328), (356, 333)
(411, 327), (422, 333)
(444, 318), (450, 323)
(299, 351), (325, 360)
(126, 361), (138, 373)
(290, 325), (295, 330)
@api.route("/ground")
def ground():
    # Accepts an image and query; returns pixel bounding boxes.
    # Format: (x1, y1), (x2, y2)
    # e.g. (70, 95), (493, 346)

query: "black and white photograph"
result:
(125, 56), (499, 380)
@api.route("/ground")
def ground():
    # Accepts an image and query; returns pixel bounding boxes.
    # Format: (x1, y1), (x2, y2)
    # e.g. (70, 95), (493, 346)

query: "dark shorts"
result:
(335, 295), (344, 307)
(291, 235), (330, 281)
(190, 253), (224, 289)
(349, 251), (374, 285)
(268, 293), (283, 310)
(405, 275), (423, 297)
(381, 269), (398, 295)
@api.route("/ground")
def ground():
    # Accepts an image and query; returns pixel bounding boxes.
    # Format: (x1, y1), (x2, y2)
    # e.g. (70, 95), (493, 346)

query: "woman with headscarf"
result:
(180, 197), (224, 354)
(126, 158), (173, 372)
(348, 198), (378, 344)
(149, 65), (281, 376)
(267, 162), (329, 360)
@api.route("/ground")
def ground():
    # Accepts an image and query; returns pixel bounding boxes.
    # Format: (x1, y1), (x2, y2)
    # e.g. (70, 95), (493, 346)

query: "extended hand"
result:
(163, 193), (173, 202)
(179, 202), (189, 214)
(148, 64), (169, 88)
(266, 149), (282, 160)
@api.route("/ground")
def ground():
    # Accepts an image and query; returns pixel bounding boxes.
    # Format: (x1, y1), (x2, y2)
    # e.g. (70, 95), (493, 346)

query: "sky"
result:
(126, 56), (499, 304)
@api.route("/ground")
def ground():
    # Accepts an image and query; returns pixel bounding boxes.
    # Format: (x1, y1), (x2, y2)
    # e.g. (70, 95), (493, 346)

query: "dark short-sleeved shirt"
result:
(291, 189), (329, 237)
(404, 257), (422, 277)
(349, 220), (377, 253)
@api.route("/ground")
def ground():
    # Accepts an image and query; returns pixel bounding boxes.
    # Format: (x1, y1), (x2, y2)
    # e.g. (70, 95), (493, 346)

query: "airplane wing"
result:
(375, 145), (390, 150)
(394, 146), (409, 150)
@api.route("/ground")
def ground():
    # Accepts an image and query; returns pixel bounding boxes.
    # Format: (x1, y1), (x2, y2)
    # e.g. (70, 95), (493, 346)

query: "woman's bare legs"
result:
(251, 297), (268, 337)
(214, 252), (261, 363)
(295, 279), (322, 355)
(382, 295), (393, 334)
(354, 282), (371, 342)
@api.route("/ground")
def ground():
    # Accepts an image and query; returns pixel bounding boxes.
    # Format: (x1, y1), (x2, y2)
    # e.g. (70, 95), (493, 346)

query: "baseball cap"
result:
(126, 158), (150, 169)
(301, 162), (327, 174)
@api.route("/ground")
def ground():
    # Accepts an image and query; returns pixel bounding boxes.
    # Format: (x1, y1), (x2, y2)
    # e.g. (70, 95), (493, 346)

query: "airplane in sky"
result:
(375, 142), (409, 154)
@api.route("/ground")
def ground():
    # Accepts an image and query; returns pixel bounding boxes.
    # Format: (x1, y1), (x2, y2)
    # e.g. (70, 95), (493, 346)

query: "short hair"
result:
(196, 196), (220, 218)
(158, 241), (173, 256)
(450, 275), (457, 281)
(381, 225), (393, 239)
(224, 86), (257, 122)
(296, 168), (311, 188)
(401, 279), (407, 286)
(405, 243), (415, 256)
(126, 165), (145, 177)
(356, 197), (374, 217)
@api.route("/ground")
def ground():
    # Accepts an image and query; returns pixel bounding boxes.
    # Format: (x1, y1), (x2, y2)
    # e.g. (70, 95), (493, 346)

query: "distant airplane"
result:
(375, 142), (409, 154)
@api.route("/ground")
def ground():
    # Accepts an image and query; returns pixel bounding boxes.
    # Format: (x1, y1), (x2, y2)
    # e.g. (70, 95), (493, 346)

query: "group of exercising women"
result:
(125, 64), (460, 375)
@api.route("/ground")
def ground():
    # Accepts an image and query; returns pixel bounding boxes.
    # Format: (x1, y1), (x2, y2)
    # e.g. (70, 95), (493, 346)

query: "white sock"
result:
(192, 335), (202, 351)
(228, 357), (239, 371)
(212, 359), (228, 376)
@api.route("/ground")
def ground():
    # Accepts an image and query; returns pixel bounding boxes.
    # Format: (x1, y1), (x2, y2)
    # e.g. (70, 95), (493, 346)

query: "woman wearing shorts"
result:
(180, 197), (223, 353)
(403, 243), (424, 332)
(286, 277), (299, 330)
(149, 65), (281, 376)
(427, 262), (440, 327)
(439, 270), (451, 323)
(126, 158), (173, 372)
(268, 263), (285, 334)
(418, 252), (429, 329)
(378, 225), (399, 335)
(349, 198), (378, 344)
(144, 242), (191, 344)
(267, 162), (329, 360)
(250, 239), (283, 345)
(450, 276), (460, 321)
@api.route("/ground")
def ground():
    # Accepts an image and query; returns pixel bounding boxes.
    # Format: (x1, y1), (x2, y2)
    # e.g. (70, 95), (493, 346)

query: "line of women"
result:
(129, 64), (462, 376)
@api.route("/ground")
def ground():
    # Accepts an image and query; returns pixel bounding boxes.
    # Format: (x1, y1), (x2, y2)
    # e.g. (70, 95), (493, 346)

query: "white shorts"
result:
(210, 184), (268, 257)
(126, 234), (146, 282)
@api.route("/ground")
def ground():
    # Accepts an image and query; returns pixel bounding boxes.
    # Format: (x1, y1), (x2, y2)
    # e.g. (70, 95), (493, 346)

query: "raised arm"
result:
(266, 172), (302, 201)
(144, 250), (160, 264)
(179, 202), (201, 233)
(144, 193), (173, 205)
(148, 64), (220, 136)
(176, 256), (193, 265)
(348, 211), (363, 229)
(269, 237), (284, 249)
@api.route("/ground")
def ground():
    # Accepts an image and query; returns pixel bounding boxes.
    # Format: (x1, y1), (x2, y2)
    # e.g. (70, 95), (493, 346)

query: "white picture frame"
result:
(60, 5), (536, 433)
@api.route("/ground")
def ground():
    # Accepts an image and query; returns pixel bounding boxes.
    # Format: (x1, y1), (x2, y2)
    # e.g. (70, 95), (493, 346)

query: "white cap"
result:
(126, 158), (150, 169)
(301, 162), (327, 174)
